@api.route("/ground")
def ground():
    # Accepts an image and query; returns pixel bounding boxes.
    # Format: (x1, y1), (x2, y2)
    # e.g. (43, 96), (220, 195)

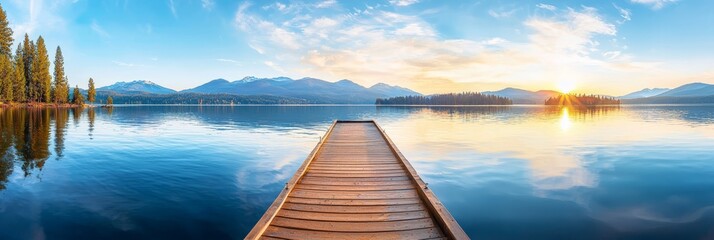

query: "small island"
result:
(376, 92), (512, 105)
(544, 94), (621, 106)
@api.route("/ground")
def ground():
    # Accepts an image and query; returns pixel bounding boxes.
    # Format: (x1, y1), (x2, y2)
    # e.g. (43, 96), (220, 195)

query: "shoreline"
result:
(0, 102), (95, 108)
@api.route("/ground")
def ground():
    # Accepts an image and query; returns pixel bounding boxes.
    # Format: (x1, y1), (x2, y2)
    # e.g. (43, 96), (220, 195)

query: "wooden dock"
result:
(246, 120), (469, 240)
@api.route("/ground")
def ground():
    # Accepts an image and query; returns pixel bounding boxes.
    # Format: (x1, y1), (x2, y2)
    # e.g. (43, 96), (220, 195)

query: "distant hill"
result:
(97, 80), (176, 94)
(654, 83), (714, 97)
(181, 77), (422, 103)
(619, 88), (670, 99)
(622, 82), (714, 104)
(482, 88), (561, 104)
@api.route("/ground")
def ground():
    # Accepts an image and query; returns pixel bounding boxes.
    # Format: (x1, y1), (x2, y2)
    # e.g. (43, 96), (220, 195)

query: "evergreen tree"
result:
(53, 46), (67, 103)
(0, 55), (12, 101)
(63, 76), (69, 103)
(71, 85), (84, 105)
(33, 36), (51, 103)
(0, 3), (13, 57)
(87, 77), (96, 104)
(22, 35), (35, 101)
(13, 44), (25, 102)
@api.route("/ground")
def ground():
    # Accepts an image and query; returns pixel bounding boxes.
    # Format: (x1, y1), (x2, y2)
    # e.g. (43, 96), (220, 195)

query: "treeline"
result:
(544, 94), (621, 105)
(0, 4), (95, 105)
(375, 92), (512, 105)
(93, 92), (313, 104)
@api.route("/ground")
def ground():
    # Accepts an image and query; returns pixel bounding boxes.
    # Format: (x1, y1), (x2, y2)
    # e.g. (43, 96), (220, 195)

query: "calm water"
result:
(1, 105), (714, 239)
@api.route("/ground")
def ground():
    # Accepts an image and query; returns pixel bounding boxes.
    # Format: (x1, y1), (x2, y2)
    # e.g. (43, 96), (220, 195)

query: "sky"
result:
(2, 0), (713, 95)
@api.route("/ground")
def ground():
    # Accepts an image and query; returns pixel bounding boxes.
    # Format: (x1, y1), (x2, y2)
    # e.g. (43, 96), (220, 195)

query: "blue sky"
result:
(2, 0), (713, 94)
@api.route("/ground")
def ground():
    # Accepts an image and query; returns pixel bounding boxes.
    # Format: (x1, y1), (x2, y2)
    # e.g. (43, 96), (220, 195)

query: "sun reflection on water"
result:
(560, 107), (572, 131)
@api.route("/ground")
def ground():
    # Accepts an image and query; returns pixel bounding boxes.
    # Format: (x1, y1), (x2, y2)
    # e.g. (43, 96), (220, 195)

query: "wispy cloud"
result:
(315, 0), (336, 8)
(216, 58), (241, 65)
(7, 0), (69, 39)
(536, 3), (557, 11)
(613, 4), (632, 24)
(389, 0), (419, 7)
(232, 3), (659, 94)
(168, 0), (177, 18)
(112, 61), (146, 67)
(201, 0), (214, 10)
(264, 61), (285, 72)
(488, 8), (517, 19)
(630, 0), (677, 10)
(91, 20), (110, 38)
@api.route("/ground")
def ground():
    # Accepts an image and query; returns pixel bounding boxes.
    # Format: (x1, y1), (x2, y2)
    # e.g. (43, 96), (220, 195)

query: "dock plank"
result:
(246, 121), (468, 240)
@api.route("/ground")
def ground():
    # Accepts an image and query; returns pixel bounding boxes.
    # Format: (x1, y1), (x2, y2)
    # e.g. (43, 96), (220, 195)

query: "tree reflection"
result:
(0, 108), (72, 189)
(88, 108), (95, 139)
(54, 108), (69, 159)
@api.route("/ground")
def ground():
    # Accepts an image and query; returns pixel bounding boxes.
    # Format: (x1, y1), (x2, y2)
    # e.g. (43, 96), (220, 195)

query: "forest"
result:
(375, 92), (512, 105)
(544, 94), (621, 105)
(0, 4), (94, 106)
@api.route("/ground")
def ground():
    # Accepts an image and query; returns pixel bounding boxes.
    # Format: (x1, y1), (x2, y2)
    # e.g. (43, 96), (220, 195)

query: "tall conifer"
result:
(54, 46), (67, 103)
(33, 36), (51, 102)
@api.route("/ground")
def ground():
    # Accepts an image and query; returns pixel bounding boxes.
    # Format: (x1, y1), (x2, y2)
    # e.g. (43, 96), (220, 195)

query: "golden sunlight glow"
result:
(560, 107), (572, 131)
(557, 80), (576, 94)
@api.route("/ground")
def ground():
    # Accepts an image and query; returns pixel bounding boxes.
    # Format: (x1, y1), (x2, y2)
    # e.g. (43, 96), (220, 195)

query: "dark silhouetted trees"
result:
(544, 94), (620, 106)
(376, 92), (512, 105)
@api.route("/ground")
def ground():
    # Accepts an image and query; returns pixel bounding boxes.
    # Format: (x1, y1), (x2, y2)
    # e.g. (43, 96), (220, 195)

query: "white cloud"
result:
(389, 0), (419, 7)
(217, 58), (241, 65)
(168, 0), (177, 18)
(112, 61), (146, 67)
(526, 7), (616, 56)
(264, 61), (285, 72)
(235, 2), (301, 50)
(395, 23), (435, 36)
(315, 0), (336, 8)
(536, 3), (557, 11)
(8, 0), (69, 39)
(630, 0), (677, 10)
(488, 9), (517, 19)
(603, 51), (621, 59)
(481, 37), (508, 45)
(91, 21), (109, 38)
(233, 3), (658, 93)
(201, 0), (215, 10)
(613, 4), (631, 24)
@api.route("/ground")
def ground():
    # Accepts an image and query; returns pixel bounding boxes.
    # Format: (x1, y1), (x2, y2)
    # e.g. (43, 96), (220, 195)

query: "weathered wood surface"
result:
(246, 121), (469, 240)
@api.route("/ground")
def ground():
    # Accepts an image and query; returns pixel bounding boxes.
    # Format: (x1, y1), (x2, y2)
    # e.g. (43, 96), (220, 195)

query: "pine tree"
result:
(72, 85), (84, 105)
(0, 3), (13, 57)
(33, 36), (51, 103)
(0, 55), (12, 101)
(87, 77), (96, 104)
(22, 35), (35, 101)
(13, 44), (25, 102)
(53, 46), (67, 103)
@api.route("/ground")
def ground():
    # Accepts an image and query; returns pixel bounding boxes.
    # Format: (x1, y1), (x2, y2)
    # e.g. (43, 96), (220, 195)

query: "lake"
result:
(1, 105), (713, 239)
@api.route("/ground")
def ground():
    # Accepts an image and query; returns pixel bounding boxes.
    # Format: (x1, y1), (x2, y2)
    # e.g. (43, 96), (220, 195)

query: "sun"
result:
(557, 80), (576, 94)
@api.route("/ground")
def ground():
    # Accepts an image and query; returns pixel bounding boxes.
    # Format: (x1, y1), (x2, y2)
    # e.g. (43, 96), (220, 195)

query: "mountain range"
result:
(97, 80), (177, 94)
(621, 83), (714, 104)
(96, 77), (421, 104)
(95, 78), (714, 105)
